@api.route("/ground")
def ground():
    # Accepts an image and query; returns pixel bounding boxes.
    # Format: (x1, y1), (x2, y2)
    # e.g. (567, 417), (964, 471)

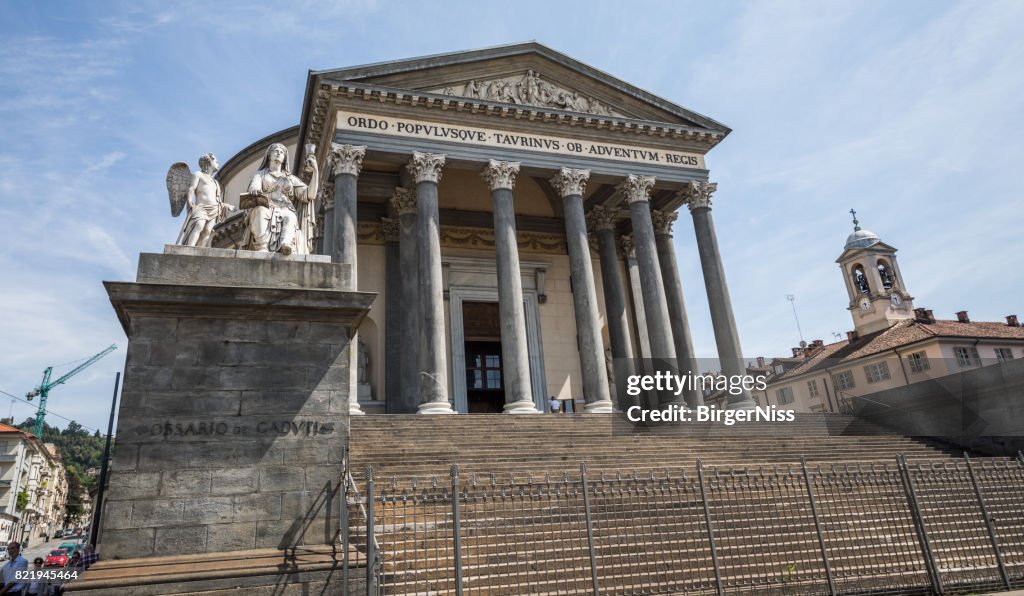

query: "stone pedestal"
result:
(98, 246), (374, 563)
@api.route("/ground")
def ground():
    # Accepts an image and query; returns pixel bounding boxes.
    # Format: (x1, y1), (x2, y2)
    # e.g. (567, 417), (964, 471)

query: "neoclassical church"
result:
(208, 43), (754, 415)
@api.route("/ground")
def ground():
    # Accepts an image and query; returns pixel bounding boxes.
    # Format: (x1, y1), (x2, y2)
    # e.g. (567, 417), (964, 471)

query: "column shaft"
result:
(484, 161), (539, 414)
(550, 168), (613, 413)
(409, 153), (454, 414)
(687, 182), (755, 409)
(397, 211), (420, 414)
(589, 208), (637, 410)
(653, 212), (703, 408)
(391, 188), (420, 414)
(382, 218), (403, 413)
(332, 173), (357, 278)
(620, 175), (680, 408)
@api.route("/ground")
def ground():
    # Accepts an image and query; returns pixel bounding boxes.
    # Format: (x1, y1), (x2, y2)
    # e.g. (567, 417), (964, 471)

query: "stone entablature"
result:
(305, 82), (724, 165)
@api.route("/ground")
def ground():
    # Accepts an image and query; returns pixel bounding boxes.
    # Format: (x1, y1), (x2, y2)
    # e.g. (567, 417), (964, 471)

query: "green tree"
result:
(15, 489), (28, 511)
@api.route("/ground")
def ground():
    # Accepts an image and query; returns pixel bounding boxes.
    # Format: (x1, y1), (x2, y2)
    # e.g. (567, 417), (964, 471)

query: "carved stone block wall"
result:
(101, 246), (374, 560)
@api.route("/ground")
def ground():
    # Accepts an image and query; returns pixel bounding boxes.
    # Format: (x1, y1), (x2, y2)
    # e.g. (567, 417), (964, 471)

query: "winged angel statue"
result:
(166, 153), (234, 247)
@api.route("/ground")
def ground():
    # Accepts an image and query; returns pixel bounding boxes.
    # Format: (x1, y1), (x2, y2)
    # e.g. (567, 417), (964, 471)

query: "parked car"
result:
(58, 542), (80, 557)
(53, 529), (66, 539)
(45, 549), (70, 568)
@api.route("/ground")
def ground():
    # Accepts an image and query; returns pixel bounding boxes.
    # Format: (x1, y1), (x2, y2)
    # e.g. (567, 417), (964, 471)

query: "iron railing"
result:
(341, 453), (1024, 595)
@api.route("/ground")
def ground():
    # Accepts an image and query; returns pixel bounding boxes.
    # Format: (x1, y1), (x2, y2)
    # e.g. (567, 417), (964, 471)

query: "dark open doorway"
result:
(462, 301), (504, 413)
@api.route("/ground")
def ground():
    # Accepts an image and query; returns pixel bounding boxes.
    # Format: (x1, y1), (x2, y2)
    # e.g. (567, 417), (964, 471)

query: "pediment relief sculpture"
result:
(427, 70), (622, 117)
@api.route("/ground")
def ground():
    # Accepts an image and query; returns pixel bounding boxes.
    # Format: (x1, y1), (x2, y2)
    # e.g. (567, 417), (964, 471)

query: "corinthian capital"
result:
(380, 217), (400, 242)
(389, 187), (416, 216)
(684, 180), (717, 212)
(481, 160), (520, 191)
(407, 151), (446, 184)
(586, 205), (617, 232)
(549, 167), (590, 197)
(651, 209), (678, 237)
(330, 144), (366, 177)
(617, 174), (656, 205)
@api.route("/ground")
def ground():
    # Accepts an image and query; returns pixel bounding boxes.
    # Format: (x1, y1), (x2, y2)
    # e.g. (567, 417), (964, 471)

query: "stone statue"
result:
(240, 143), (319, 255)
(167, 153), (234, 247)
(357, 336), (373, 400)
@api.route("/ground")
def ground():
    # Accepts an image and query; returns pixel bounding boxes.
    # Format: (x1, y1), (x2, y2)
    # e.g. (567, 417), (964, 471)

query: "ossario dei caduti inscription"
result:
(136, 419), (336, 438)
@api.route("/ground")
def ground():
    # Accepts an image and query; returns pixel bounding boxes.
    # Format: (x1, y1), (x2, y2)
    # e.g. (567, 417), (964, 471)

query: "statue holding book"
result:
(240, 143), (319, 255)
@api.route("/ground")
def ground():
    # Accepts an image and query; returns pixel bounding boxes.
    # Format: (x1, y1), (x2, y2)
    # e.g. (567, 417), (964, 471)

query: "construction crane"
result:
(25, 344), (117, 437)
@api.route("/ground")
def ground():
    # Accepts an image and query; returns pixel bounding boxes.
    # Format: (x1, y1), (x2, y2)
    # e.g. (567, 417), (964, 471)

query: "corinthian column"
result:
(619, 175), (681, 408)
(652, 209), (702, 408)
(330, 144), (366, 286)
(685, 181), (755, 410)
(549, 168), (613, 413)
(482, 160), (539, 414)
(407, 152), (455, 414)
(390, 188), (420, 414)
(587, 206), (636, 408)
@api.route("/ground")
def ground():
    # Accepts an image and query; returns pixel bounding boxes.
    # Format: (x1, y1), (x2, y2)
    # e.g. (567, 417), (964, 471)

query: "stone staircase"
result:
(348, 413), (957, 482)
(345, 414), (1021, 595)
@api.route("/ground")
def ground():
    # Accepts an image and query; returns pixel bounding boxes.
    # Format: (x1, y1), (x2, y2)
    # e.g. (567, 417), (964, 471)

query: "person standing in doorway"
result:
(549, 396), (561, 414)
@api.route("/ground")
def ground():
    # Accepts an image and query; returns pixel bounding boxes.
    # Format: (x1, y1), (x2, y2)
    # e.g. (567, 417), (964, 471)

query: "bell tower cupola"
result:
(836, 209), (914, 335)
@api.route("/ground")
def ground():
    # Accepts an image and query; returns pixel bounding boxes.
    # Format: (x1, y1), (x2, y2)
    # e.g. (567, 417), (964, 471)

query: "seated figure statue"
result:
(241, 143), (318, 255)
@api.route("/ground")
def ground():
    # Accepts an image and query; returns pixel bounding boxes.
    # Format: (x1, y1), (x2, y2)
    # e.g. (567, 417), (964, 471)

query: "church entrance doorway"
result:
(462, 301), (504, 413)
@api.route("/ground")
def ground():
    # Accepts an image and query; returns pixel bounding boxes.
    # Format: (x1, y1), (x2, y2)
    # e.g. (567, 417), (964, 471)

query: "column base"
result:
(583, 400), (615, 414)
(504, 400), (542, 414)
(349, 400), (365, 416)
(418, 401), (457, 415)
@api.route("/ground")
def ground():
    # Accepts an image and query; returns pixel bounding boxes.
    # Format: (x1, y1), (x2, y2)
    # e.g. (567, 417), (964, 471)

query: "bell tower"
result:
(836, 210), (914, 335)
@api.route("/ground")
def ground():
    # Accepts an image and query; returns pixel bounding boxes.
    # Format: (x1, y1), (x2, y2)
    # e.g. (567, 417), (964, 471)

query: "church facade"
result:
(210, 43), (754, 415)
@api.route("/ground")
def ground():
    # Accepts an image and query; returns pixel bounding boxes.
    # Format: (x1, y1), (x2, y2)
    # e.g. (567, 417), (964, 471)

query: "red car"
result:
(45, 549), (69, 567)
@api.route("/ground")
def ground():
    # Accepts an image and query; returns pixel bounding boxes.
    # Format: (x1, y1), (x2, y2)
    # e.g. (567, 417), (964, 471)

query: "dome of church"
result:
(845, 228), (880, 249)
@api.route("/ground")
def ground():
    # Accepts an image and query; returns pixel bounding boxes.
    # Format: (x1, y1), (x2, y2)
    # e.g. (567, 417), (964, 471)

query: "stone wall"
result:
(100, 246), (374, 559)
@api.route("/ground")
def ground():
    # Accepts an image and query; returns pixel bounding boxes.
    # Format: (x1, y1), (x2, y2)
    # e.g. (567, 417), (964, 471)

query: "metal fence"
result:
(341, 453), (1024, 595)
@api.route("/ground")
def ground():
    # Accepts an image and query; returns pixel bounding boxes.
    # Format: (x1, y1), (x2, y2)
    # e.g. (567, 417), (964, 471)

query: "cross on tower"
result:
(850, 208), (860, 231)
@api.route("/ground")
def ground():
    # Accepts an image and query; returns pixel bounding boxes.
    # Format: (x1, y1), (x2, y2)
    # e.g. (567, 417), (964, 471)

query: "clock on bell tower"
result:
(836, 210), (914, 335)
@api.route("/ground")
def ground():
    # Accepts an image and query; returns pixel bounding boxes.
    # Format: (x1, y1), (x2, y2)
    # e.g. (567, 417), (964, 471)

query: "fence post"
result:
(580, 463), (600, 596)
(801, 457), (837, 596)
(696, 459), (724, 596)
(451, 464), (464, 596)
(964, 454), (1011, 590)
(898, 455), (943, 595)
(342, 445), (351, 596)
(365, 465), (376, 596)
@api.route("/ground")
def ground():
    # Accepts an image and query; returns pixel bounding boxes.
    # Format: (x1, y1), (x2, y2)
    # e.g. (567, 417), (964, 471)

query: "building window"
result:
(907, 351), (930, 373)
(864, 361), (891, 384)
(996, 348), (1014, 362)
(775, 387), (794, 405)
(774, 364), (784, 375)
(807, 379), (820, 398)
(809, 404), (825, 413)
(832, 370), (856, 392)
(955, 346), (981, 368)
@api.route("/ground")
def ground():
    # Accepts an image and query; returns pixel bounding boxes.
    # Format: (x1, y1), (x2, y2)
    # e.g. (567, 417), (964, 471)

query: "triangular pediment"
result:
(313, 42), (728, 132)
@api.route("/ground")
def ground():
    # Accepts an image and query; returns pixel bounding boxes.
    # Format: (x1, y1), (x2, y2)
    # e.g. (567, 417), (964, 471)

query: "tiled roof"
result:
(768, 318), (1024, 385)
(0, 422), (25, 434)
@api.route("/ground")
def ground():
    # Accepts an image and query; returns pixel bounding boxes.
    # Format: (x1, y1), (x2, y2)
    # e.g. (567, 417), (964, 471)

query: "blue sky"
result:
(1, 1), (1021, 431)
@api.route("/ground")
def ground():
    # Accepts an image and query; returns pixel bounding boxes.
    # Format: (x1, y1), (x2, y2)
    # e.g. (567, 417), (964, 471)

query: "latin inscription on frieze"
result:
(337, 111), (706, 170)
